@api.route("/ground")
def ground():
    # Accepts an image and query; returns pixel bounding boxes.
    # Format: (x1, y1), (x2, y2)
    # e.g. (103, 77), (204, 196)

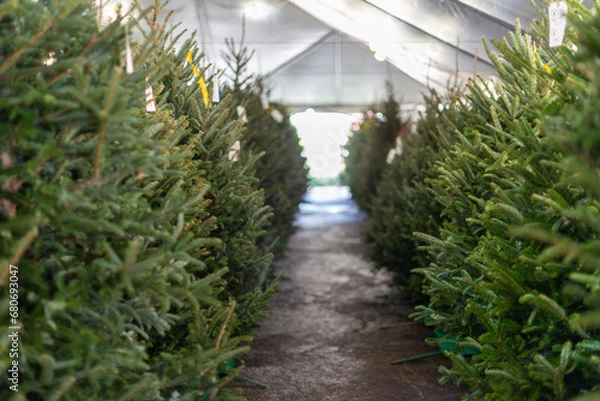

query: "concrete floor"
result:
(234, 187), (465, 401)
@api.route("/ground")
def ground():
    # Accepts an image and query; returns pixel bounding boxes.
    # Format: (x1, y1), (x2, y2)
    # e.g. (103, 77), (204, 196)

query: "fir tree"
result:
(408, 2), (598, 399)
(343, 83), (402, 212)
(0, 0), (284, 399)
(366, 86), (464, 299)
(137, 0), (276, 336)
(221, 37), (308, 255)
(0, 0), (240, 399)
(516, 9), (600, 400)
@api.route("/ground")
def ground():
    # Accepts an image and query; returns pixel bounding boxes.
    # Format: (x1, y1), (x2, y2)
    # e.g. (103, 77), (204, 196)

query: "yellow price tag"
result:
(186, 51), (211, 108)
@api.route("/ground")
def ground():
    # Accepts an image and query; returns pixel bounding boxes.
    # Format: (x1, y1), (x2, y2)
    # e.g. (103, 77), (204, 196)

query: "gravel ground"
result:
(233, 187), (466, 401)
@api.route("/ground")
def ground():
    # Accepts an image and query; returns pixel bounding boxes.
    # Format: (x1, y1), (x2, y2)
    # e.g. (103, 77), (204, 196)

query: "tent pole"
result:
(335, 32), (342, 104)
(454, 37), (460, 87)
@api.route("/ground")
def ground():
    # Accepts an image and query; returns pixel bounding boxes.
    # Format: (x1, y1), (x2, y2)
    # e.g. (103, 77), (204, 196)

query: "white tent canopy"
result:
(131, 0), (587, 113)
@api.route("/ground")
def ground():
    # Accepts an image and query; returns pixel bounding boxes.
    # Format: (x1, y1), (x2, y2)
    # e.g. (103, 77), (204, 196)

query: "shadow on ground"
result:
(234, 186), (465, 401)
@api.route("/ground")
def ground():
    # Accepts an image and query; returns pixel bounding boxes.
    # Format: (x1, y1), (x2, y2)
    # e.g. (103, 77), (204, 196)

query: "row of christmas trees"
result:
(0, 0), (306, 399)
(345, 1), (599, 399)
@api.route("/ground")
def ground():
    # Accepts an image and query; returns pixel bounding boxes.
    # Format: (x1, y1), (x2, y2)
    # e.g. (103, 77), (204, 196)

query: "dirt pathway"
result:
(235, 187), (464, 401)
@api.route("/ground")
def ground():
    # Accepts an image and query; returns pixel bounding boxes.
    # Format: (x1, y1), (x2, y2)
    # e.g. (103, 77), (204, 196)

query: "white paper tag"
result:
(125, 27), (134, 74)
(145, 81), (156, 113)
(260, 91), (269, 110)
(125, 43), (134, 74)
(386, 148), (396, 164)
(212, 77), (220, 103)
(549, 1), (567, 48)
(236, 106), (248, 123)
(270, 109), (284, 123)
(386, 137), (402, 164)
(395, 136), (402, 153)
(229, 140), (241, 161)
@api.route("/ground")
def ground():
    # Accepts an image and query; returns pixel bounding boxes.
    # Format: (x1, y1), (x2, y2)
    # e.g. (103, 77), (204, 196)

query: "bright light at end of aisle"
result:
(290, 111), (353, 179)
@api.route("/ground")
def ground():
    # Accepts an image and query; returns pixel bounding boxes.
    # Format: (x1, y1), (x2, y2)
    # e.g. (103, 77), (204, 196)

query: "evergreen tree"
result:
(0, 0), (287, 398)
(0, 0), (243, 399)
(409, 2), (598, 399)
(366, 86), (464, 299)
(516, 9), (600, 400)
(137, 0), (276, 336)
(343, 83), (402, 212)
(221, 38), (308, 255)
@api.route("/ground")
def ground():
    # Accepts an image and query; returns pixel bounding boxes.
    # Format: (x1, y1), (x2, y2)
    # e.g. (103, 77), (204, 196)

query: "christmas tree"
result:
(516, 9), (600, 400)
(407, 1), (599, 399)
(136, 0), (278, 335)
(0, 0), (240, 398)
(0, 0), (284, 398)
(343, 83), (403, 212)
(220, 37), (308, 255)
(366, 86), (465, 299)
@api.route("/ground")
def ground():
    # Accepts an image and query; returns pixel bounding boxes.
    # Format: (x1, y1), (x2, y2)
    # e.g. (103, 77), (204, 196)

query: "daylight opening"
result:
(290, 110), (353, 182)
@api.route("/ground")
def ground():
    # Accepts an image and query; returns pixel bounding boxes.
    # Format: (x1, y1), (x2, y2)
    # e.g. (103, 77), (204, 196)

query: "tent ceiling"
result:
(270, 31), (430, 108)
(132, 0), (588, 112)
